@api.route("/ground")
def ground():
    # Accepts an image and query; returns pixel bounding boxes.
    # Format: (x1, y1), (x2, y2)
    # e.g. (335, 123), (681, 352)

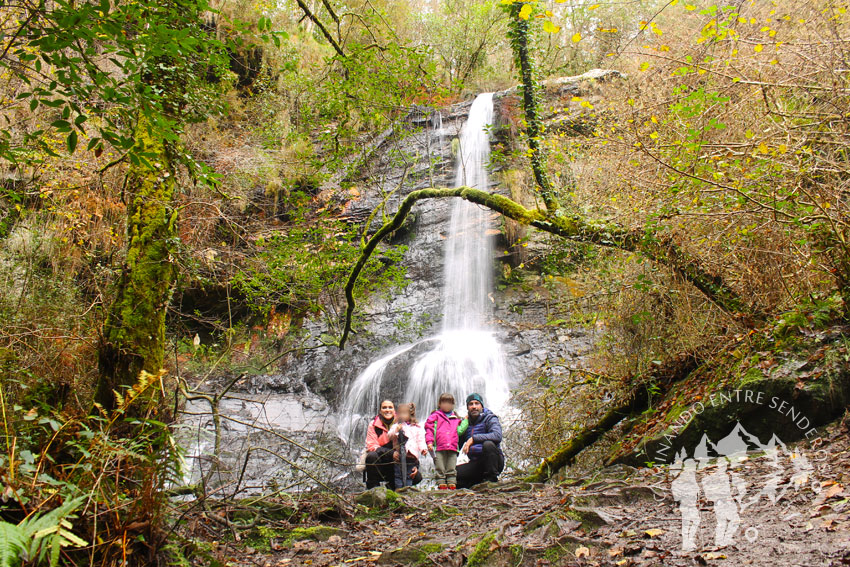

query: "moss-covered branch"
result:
(526, 389), (649, 482)
(528, 353), (700, 482)
(339, 187), (755, 349)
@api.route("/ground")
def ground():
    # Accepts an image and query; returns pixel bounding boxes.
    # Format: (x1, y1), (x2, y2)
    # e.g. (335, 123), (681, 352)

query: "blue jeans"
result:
(394, 458), (418, 488)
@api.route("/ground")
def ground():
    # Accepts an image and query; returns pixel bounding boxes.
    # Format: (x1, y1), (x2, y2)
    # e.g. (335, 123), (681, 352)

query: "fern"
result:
(0, 522), (28, 567)
(0, 497), (87, 567)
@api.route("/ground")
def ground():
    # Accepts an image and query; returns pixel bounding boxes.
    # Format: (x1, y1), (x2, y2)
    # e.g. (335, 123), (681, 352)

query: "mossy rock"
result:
(611, 352), (850, 466)
(378, 541), (445, 565)
(265, 525), (345, 551)
(523, 513), (558, 536)
(355, 486), (405, 510)
(289, 526), (344, 542)
(378, 546), (427, 565)
(428, 505), (460, 522)
(466, 533), (498, 567)
(564, 507), (613, 531)
(229, 500), (297, 523)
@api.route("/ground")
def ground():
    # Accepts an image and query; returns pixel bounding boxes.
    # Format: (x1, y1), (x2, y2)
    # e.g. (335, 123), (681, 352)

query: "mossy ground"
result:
(466, 533), (497, 567)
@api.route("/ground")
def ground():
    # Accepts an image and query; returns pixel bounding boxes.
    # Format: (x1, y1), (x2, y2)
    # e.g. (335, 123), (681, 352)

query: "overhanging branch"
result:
(339, 187), (756, 349)
(294, 0), (345, 57)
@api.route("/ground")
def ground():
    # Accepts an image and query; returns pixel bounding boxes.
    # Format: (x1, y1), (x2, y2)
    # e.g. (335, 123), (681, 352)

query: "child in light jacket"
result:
(388, 403), (427, 488)
(424, 393), (468, 489)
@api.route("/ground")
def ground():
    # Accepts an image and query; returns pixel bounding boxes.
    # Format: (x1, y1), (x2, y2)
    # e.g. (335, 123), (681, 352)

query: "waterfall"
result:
(339, 93), (510, 449)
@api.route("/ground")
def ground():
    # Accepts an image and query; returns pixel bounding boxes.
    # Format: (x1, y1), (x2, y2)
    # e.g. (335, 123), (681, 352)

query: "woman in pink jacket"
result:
(364, 399), (396, 489)
(424, 393), (468, 489)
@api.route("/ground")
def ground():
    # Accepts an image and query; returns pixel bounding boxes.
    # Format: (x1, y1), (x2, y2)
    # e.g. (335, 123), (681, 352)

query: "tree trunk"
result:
(96, 117), (177, 410)
(507, 3), (559, 212)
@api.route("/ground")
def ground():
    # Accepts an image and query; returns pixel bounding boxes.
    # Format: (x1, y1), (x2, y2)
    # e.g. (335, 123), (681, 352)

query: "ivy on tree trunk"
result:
(506, 1), (559, 212)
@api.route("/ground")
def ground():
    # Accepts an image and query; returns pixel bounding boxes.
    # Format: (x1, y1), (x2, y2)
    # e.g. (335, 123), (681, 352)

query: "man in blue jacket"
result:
(457, 393), (504, 488)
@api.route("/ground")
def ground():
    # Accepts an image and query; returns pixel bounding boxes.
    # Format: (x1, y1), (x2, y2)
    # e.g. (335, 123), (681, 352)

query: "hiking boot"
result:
(438, 484), (448, 490)
(448, 484), (457, 490)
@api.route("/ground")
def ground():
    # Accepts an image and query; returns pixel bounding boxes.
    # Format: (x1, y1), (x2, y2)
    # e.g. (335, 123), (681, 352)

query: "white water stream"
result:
(339, 94), (510, 448)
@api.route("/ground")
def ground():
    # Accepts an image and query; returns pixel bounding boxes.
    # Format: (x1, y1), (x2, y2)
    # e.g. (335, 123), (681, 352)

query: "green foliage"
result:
(313, 43), (436, 169)
(0, 0), (229, 184)
(233, 212), (407, 321)
(2, 371), (185, 564)
(0, 498), (87, 567)
(774, 294), (844, 340)
(416, 0), (509, 91)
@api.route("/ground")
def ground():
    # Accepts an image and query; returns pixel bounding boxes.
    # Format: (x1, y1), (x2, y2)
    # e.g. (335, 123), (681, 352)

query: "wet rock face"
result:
(281, 80), (607, 407)
(177, 390), (355, 494)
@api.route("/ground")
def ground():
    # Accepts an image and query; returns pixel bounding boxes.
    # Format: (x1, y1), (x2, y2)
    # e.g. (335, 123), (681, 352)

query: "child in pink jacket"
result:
(424, 393), (468, 489)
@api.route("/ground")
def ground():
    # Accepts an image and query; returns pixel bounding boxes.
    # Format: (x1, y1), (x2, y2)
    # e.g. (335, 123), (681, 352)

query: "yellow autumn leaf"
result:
(519, 4), (533, 19)
(649, 131), (659, 139)
(758, 142), (769, 154)
(588, 3), (600, 9)
(571, 32), (582, 42)
(543, 20), (561, 33)
(645, 528), (664, 538)
(754, 44), (764, 52)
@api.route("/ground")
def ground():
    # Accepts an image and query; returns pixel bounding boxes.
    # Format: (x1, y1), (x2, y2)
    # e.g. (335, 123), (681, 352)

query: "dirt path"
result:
(189, 422), (850, 567)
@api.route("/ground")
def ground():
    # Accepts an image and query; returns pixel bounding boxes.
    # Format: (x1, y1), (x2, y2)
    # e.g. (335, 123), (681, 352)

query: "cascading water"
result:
(339, 93), (510, 449)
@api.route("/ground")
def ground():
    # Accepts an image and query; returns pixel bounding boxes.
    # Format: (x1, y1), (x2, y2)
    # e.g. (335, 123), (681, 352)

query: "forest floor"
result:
(182, 419), (850, 567)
